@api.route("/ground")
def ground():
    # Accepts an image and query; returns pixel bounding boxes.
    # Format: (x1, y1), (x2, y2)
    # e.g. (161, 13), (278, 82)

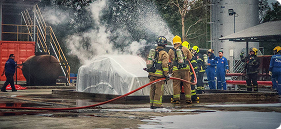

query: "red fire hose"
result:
(0, 61), (197, 110)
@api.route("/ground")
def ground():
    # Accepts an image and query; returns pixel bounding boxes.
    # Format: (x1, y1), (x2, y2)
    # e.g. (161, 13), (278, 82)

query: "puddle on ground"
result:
(139, 111), (281, 129)
(205, 103), (281, 108)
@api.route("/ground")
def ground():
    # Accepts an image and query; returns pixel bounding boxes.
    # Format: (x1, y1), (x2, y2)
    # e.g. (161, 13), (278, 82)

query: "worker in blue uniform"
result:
(271, 46), (280, 91)
(206, 49), (216, 89)
(269, 46), (281, 96)
(215, 50), (229, 90)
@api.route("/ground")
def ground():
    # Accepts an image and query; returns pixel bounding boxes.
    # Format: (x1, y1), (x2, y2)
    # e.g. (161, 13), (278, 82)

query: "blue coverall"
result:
(269, 53), (281, 95)
(216, 56), (229, 90)
(206, 53), (216, 89)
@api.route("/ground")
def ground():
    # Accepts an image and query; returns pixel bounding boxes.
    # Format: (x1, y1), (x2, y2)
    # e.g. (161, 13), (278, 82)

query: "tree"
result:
(155, 0), (209, 48)
(169, 0), (195, 41)
(260, 1), (281, 55)
(263, 1), (281, 22)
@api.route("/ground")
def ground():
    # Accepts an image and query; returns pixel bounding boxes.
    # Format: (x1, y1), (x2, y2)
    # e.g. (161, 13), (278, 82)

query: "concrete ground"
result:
(0, 88), (281, 128)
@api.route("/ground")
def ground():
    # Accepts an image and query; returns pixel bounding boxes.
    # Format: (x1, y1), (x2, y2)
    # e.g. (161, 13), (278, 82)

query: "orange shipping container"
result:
(0, 41), (35, 81)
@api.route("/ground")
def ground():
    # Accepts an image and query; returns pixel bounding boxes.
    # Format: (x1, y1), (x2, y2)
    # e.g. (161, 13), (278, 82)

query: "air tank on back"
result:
(22, 53), (62, 86)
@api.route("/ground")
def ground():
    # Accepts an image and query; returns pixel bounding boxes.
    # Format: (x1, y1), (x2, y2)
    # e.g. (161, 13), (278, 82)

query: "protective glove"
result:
(165, 74), (171, 84)
(269, 71), (272, 76)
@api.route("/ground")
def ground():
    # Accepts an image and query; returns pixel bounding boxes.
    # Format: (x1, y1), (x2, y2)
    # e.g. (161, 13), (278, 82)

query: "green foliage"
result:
(263, 2), (281, 22)
(154, 0), (209, 48)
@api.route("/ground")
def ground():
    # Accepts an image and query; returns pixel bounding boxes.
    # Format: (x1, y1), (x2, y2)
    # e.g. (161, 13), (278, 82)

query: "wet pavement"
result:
(0, 89), (281, 128)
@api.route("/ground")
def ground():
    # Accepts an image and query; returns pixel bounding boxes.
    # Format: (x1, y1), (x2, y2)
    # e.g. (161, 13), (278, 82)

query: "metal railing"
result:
(19, 4), (71, 84)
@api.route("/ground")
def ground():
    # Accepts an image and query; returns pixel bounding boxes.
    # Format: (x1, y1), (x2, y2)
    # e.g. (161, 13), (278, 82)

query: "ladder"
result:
(21, 5), (71, 84)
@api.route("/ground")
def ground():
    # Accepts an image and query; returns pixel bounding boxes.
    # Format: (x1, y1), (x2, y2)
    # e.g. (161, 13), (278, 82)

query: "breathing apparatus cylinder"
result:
(176, 48), (184, 64)
(203, 54), (208, 65)
(147, 49), (156, 69)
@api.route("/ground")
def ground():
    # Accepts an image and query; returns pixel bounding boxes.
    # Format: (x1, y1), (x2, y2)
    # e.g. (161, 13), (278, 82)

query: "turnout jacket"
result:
(148, 46), (169, 77)
(241, 54), (260, 74)
(168, 45), (192, 71)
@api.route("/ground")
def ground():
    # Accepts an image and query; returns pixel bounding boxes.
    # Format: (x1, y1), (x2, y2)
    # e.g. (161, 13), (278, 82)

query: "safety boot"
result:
(186, 100), (192, 104)
(246, 85), (252, 92)
(171, 98), (180, 104)
(253, 86), (258, 92)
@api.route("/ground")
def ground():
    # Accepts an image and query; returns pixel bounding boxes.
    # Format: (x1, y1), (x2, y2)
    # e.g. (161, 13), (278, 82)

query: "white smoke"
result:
(41, 7), (69, 25)
(41, 0), (174, 65)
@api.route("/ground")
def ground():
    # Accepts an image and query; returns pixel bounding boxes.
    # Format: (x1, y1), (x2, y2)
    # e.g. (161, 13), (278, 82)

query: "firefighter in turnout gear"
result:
(168, 35), (193, 104)
(240, 47), (260, 92)
(195, 47), (205, 94)
(146, 36), (169, 109)
(190, 46), (199, 101)
(269, 46), (281, 96)
(182, 41), (190, 49)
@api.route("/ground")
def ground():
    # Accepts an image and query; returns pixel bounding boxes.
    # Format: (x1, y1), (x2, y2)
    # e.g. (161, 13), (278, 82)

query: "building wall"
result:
(210, 0), (259, 71)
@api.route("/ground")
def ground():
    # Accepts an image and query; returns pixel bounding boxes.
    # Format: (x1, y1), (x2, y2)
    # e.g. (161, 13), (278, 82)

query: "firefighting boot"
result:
(246, 85), (252, 92)
(171, 98), (180, 104)
(253, 85), (258, 92)
(186, 100), (192, 104)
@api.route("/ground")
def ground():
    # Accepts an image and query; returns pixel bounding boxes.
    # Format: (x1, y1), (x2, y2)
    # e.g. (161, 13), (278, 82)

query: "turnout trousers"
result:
(246, 73), (258, 92)
(172, 69), (191, 101)
(149, 76), (164, 107)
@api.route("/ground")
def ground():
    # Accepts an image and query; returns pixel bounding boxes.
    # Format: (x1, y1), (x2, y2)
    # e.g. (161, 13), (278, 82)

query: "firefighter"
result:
(146, 36), (169, 109)
(215, 50), (229, 90)
(168, 35), (193, 104)
(206, 49), (216, 89)
(271, 46), (281, 91)
(269, 46), (281, 96)
(195, 46), (205, 94)
(182, 41), (190, 49)
(240, 47), (260, 92)
(190, 46), (199, 101)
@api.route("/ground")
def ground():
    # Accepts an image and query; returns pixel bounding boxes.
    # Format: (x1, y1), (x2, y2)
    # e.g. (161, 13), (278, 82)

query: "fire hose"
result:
(0, 61), (197, 110)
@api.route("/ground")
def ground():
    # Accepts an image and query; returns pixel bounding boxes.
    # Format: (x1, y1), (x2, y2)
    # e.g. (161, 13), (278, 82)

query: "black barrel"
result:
(22, 54), (62, 86)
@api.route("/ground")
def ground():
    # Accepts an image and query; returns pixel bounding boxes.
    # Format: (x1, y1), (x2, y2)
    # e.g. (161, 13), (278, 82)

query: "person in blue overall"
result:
(215, 50), (229, 90)
(1, 54), (18, 92)
(269, 46), (281, 96)
(271, 46), (281, 91)
(206, 49), (216, 89)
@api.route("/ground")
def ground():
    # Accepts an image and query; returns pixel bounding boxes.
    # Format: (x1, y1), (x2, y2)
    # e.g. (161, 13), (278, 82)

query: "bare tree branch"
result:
(186, 29), (202, 37)
(185, 18), (202, 36)
(186, 32), (206, 40)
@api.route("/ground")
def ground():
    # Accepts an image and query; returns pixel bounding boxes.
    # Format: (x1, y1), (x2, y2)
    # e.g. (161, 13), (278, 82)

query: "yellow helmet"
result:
(192, 46), (199, 53)
(173, 35), (182, 44)
(273, 46), (281, 53)
(207, 49), (213, 53)
(250, 47), (258, 55)
(182, 41), (190, 49)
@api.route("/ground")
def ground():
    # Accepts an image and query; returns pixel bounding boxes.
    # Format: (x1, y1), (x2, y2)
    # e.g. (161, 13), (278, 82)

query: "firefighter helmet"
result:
(273, 46), (281, 53)
(156, 36), (168, 46)
(173, 35), (182, 44)
(192, 46), (199, 53)
(250, 47), (258, 55)
(182, 41), (190, 49)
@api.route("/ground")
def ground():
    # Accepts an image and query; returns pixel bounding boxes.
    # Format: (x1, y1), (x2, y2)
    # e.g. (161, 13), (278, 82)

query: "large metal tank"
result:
(210, 0), (259, 71)
(22, 54), (62, 86)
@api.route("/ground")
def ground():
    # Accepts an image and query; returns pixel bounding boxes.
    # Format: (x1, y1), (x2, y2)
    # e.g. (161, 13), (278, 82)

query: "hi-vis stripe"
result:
(173, 94), (180, 99)
(185, 94), (191, 98)
(163, 67), (168, 71)
(155, 70), (163, 75)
